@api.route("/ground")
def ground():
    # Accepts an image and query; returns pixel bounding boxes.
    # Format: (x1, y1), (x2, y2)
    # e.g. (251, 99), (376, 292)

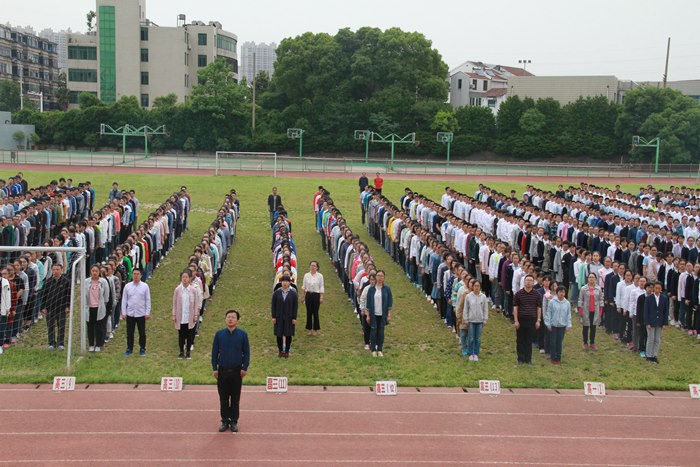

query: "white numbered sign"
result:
(479, 380), (501, 395)
(266, 376), (288, 393)
(52, 376), (76, 392)
(375, 381), (398, 396)
(584, 381), (606, 396)
(160, 377), (183, 391)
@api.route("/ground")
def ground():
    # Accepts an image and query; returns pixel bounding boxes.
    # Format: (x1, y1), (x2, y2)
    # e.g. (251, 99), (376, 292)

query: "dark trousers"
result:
(360, 313), (371, 345)
(276, 335), (293, 352)
(217, 366), (242, 423)
(516, 316), (536, 363)
(126, 316), (146, 352)
(549, 326), (566, 361)
(582, 312), (597, 345)
(46, 310), (66, 347)
(87, 307), (104, 347)
(361, 204), (366, 224)
(178, 323), (194, 353)
(370, 314), (386, 352)
(481, 274), (491, 298)
(305, 292), (321, 331)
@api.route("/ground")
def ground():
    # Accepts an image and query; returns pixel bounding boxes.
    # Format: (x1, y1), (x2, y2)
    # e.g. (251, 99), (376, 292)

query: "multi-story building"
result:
(239, 41), (277, 83)
(66, 0), (239, 108)
(39, 28), (72, 73)
(507, 75), (621, 105)
(0, 24), (60, 110)
(449, 60), (533, 114)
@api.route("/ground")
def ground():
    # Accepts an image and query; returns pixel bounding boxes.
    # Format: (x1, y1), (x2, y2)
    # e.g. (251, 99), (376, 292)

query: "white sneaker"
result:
(364, 344), (370, 350)
(372, 351), (377, 357)
(190, 344), (194, 351)
(468, 354), (474, 361)
(377, 351), (384, 357)
(109, 333), (114, 339)
(697, 334), (700, 340)
(473, 355), (479, 361)
(539, 349), (545, 354)
(89, 346), (95, 352)
(0, 347), (3, 354)
(95, 347), (101, 352)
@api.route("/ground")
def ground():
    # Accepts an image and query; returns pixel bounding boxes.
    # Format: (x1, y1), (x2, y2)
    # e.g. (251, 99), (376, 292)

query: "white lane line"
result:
(4, 432), (699, 443)
(0, 460), (680, 466)
(1, 408), (698, 420)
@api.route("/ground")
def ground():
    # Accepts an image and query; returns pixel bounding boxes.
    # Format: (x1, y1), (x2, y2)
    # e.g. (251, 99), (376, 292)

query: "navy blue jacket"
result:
(643, 293), (669, 328)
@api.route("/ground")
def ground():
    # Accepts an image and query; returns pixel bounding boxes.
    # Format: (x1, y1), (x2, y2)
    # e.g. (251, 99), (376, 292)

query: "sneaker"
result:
(582, 344), (589, 350)
(230, 423), (238, 433)
(689, 330), (695, 337)
(462, 349), (468, 357)
(372, 351), (377, 357)
(364, 344), (370, 351)
(640, 351), (646, 358)
(190, 345), (194, 351)
(590, 344), (598, 351)
(124, 350), (133, 356)
(377, 351), (384, 357)
(58, 345), (65, 350)
(94, 347), (101, 352)
(178, 352), (184, 359)
(539, 349), (545, 354)
(697, 334), (700, 340)
(219, 421), (230, 433)
(89, 346), (95, 352)
(2, 344), (8, 349)
(468, 354), (474, 361)
(10, 338), (17, 344)
(186, 352), (191, 360)
(48, 345), (55, 350)
(109, 333), (114, 340)
(139, 349), (146, 357)
(0, 347), (3, 355)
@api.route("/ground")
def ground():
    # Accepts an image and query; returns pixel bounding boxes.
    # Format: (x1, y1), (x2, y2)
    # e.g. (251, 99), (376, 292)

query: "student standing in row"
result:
(172, 269), (200, 359)
(121, 268), (151, 356)
(301, 261), (324, 336)
(544, 286), (572, 364)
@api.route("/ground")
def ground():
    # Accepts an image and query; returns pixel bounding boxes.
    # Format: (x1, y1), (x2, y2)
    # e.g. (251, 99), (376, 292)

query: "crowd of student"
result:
(360, 181), (694, 364)
(0, 180), (193, 357)
(316, 187), (393, 356)
(172, 190), (238, 360)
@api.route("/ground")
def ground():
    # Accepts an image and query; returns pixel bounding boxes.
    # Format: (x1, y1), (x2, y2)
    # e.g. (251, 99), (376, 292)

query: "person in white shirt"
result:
(172, 270), (200, 359)
(626, 275), (645, 354)
(301, 261), (325, 336)
(615, 270), (633, 345)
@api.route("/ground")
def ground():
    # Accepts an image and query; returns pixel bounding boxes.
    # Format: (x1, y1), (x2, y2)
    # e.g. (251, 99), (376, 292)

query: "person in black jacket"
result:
(40, 263), (71, 350)
(267, 187), (282, 226)
(271, 275), (297, 358)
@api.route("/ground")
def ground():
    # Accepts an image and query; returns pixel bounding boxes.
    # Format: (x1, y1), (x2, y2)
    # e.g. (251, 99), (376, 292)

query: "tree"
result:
(519, 108), (546, 134)
(12, 130), (26, 149)
(0, 80), (21, 112)
(55, 72), (70, 111)
(79, 92), (103, 109)
(254, 70), (271, 94)
(29, 132), (40, 148)
(152, 93), (178, 109)
(431, 110), (459, 133)
(86, 11), (96, 32)
(183, 137), (197, 153)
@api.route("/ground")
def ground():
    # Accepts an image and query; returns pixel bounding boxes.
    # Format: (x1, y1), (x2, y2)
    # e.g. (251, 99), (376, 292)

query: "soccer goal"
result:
(215, 151), (279, 177)
(0, 246), (85, 372)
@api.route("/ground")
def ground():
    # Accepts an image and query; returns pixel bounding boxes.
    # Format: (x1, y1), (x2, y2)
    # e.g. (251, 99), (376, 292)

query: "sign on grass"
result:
(266, 376), (288, 393)
(52, 376), (76, 392)
(584, 381), (606, 396)
(160, 377), (183, 391)
(375, 381), (398, 396)
(479, 380), (501, 395)
(690, 384), (700, 399)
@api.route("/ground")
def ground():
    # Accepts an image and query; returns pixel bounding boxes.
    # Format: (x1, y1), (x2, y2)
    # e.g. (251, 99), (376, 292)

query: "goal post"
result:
(215, 151), (279, 177)
(0, 245), (85, 372)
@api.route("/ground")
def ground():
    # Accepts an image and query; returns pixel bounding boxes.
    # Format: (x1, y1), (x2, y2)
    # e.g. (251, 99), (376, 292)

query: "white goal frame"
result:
(215, 151), (279, 177)
(0, 246), (85, 369)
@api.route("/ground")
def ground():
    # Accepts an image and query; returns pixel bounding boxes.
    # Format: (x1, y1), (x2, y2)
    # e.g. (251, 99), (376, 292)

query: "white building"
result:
(39, 28), (72, 73)
(239, 41), (277, 83)
(66, 0), (239, 108)
(449, 60), (532, 114)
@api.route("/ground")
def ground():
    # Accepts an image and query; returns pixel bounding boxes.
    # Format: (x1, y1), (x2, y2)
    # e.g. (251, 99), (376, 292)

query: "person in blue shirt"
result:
(212, 309), (250, 433)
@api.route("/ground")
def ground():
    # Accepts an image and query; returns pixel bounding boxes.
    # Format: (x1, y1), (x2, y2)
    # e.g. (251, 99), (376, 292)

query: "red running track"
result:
(1, 384), (698, 466)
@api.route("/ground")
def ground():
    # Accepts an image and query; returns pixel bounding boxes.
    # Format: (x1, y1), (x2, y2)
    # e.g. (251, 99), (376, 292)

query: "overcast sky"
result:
(6, 0), (700, 82)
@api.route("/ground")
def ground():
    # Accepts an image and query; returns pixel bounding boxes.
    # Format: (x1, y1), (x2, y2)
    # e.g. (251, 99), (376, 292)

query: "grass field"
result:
(1, 170), (699, 390)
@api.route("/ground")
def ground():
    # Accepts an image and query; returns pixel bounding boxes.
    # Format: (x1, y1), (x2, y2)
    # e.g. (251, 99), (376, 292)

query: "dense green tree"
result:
(0, 80), (21, 112)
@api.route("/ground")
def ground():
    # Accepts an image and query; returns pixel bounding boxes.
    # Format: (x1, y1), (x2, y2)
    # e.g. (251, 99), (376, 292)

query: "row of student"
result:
(362, 184), (676, 364)
(0, 173), (30, 197)
(85, 189), (190, 354)
(172, 191), (238, 359)
(317, 187), (393, 357)
(271, 200), (298, 357)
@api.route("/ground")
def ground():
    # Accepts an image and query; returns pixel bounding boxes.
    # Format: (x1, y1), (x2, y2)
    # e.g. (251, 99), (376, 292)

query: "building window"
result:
(198, 54), (207, 67)
(198, 33), (207, 46)
(140, 93), (149, 107)
(140, 27), (148, 41)
(457, 79), (462, 90)
(0, 63), (7, 74)
(483, 81), (488, 91)
(488, 99), (497, 108)
(184, 52), (189, 66)
(68, 46), (97, 60)
(98, 5), (116, 103)
(140, 48), (149, 62)
(472, 79), (477, 89)
(68, 68), (98, 82)
(69, 91), (97, 104)
(141, 71), (149, 85)
(216, 34), (236, 52)
(185, 74), (189, 88)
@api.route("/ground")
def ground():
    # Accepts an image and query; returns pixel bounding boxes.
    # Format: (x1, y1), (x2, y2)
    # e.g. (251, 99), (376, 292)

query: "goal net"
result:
(215, 151), (279, 176)
(0, 246), (86, 382)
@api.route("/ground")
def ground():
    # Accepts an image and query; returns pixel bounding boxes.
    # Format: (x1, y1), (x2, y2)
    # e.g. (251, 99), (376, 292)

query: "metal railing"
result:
(1, 149), (698, 179)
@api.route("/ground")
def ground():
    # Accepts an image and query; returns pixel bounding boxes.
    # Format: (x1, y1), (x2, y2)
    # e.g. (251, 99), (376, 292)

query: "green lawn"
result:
(1, 171), (698, 390)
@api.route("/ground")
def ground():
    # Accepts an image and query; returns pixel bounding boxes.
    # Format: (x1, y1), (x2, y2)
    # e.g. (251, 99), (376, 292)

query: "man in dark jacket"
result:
(644, 282), (669, 363)
(271, 275), (297, 358)
(41, 263), (71, 349)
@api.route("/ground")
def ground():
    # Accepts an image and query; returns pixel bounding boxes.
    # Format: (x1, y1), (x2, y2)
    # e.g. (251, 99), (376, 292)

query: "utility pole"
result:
(663, 37), (670, 88)
(251, 52), (257, 137)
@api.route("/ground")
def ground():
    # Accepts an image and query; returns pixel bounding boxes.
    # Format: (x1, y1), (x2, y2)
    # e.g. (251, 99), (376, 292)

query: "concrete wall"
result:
(149, 27), (188, 104)
(507, 75), (620, 105)
(0, 113), (36, 150)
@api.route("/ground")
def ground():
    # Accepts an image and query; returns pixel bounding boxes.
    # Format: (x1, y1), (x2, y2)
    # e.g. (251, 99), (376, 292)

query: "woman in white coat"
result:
(172, 270), (201, 359)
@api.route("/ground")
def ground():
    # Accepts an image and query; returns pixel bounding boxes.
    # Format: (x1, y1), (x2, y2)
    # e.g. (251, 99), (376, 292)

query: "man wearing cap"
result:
(271, 274), (297, 357)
